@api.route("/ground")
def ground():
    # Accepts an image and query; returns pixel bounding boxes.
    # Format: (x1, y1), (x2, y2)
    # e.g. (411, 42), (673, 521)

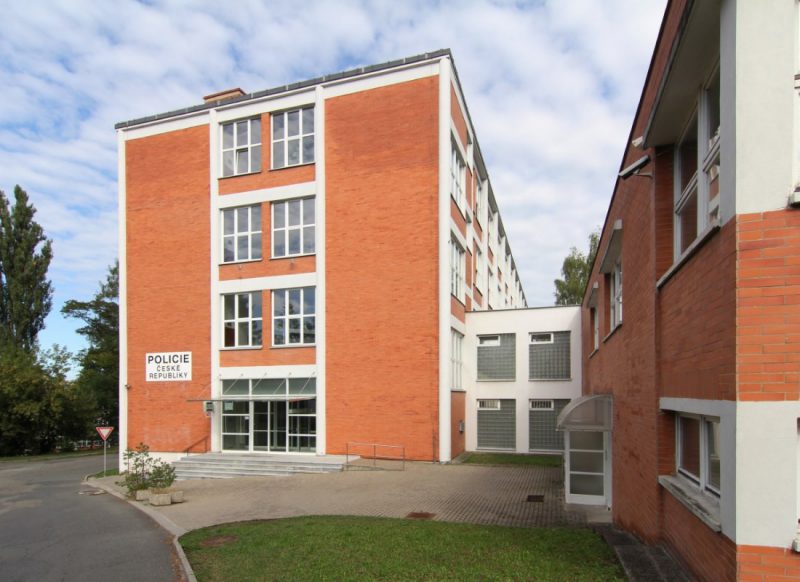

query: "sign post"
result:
(96, 426), (114, 476)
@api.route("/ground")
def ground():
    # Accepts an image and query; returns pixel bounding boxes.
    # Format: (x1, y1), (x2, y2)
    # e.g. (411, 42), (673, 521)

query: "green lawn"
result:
(180, 516), (623, 581)
(461, 452), (562, 467)
(0, 446), (118, 463)
(89, 468), (120, 478)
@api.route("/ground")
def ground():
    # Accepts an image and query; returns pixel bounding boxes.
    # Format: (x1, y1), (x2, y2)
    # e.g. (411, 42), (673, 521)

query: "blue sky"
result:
(0, 0), (665, 362)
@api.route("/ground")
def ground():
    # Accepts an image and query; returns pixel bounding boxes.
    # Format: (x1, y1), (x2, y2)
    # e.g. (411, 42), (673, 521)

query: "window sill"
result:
(528, 378), (573, 382)
(656, 220), (721, 289)
(589, 348), (599, 359)
(476, 379), (516, 383)
(450, 388), (467, 393)
(451, 294), (466, 306)
(603, 323), (622, 343)
(270, 161), (315, 172)
(270, 252), (315, 261)
(220, 169), (261, 180)
(658, 474), (721, 532)
(221, 346), (262, 351)
(221, 258), (262, 266)
(271, 343), (316, 349)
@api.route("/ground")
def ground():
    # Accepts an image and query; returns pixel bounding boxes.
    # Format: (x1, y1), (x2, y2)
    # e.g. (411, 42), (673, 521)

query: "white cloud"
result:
(0, 0), (666, 353)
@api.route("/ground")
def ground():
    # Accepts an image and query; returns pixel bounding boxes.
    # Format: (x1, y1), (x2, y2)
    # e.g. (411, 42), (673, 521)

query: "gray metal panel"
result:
(529, 331), (571, 380)
(477, 333), (516, 380)
(529, 399), (570, 451)
(477, 399), (516, 449)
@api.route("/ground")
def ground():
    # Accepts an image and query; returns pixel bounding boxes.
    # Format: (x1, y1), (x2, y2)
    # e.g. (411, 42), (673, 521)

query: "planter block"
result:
(149, 492), (172, 506)
(170, 490), (184, 503)
(135, 489), (150, 501)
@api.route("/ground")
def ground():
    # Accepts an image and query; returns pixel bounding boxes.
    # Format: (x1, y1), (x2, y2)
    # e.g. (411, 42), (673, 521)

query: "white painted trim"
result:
(218, 273), (316, 294)
(659, 398), (735, 417)
(209, 109), (221, 452)
(314, 84), (327, 456)
(219, 365), (317, 379)
(121, 112), (209, 140)
(450, 316), (466, 335)
(217, 182), (316, 208)
(324, 62), (439, 99)
(438, 57), (452, 463)
(216, 92), (316, 124)
(117, 131), (128, 471)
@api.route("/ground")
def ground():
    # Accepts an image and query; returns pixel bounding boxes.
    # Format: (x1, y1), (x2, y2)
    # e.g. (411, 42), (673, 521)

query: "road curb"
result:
(86, 478), (197, 582)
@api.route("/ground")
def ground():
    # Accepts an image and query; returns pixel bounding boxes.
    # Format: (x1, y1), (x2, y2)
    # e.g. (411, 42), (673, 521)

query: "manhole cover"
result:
(406, 512), (436, 520)
(200, 535), (239, 548)
(527, 494), (544, 502)
(78, 489), (106, 496)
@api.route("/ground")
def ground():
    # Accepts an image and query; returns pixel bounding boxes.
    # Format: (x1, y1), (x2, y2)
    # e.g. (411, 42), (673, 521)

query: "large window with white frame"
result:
(674, 65), (720, 257)
(450, 239), (465, 303)
(451, 330), (463, 390)
(475, 247), (486, 294)
(450, 145), (466, 212)
(222, 205), (262, 263)
(272, 107), (314, 169)
(272, 197), (315, 258)
(272, 287), (315, 346)
(475, 175), (485, 225)
(676, 414), (721, 496)
(223, 292), (263, 348)
(221, 117), (262, 177)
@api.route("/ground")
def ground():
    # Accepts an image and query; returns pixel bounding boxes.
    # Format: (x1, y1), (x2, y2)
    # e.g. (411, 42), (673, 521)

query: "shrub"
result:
(118, 442), (175, 494)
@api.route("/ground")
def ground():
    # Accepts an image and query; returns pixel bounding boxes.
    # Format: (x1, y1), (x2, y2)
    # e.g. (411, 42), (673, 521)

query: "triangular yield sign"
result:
(96, 426), (114, 441)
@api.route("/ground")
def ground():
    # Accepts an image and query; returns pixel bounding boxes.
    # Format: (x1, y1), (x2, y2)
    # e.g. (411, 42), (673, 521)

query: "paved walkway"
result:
(96, 462), (595, 532)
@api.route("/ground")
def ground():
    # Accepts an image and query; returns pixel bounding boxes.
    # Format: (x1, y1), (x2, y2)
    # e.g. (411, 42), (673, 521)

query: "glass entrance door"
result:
(565, 430), (610, 506)
(221, 398), (315, 453)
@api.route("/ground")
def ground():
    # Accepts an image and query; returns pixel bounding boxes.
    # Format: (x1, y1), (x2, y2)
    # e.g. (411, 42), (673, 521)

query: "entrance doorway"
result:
(221, 398), (316, 453)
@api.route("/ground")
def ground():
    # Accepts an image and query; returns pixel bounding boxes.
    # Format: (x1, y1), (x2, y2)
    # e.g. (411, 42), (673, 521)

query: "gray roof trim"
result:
(115, 49), (452, 130)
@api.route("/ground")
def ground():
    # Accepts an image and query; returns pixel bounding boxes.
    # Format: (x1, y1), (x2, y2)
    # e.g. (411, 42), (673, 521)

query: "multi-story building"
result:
(116, 50), (526, 467)
(573, 1), (800, 579)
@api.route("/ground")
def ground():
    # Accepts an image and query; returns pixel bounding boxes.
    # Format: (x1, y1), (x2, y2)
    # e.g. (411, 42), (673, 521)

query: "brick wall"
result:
(738, 545), (800, 580)
(736, 209), (800, 402)
(325, 76), (441, 461)
(125, 125), (212, 452)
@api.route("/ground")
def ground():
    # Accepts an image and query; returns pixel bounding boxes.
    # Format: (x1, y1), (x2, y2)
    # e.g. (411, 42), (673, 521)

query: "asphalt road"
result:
(0, 453), (180, 582)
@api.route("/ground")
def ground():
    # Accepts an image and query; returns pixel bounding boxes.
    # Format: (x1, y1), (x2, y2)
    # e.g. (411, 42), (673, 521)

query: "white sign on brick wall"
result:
(145, 352), (192, 382)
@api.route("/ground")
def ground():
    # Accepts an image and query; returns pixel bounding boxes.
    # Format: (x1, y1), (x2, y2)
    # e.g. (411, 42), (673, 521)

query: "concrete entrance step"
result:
(594, 525), (691, 582)
(173, 453), (352, 480)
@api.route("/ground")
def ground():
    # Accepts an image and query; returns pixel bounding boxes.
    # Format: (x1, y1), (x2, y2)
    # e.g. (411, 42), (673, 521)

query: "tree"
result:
(0, 185), (54, 352)
(62, 262), (119, 427)
(554, 229), (600, 306)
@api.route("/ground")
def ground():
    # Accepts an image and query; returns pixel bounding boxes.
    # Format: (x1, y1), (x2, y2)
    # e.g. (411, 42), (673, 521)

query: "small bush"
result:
(118, 443), (175, 495)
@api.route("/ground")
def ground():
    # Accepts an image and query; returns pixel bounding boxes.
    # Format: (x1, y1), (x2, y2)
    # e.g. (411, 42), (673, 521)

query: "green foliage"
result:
(62, 261), (119, 426)
(554, 229), (600, 306)
(462, 452), (562, 467)
(120, 443), (176, 494)
(181, 516), (625, 581)
(0, 185), (53, 352)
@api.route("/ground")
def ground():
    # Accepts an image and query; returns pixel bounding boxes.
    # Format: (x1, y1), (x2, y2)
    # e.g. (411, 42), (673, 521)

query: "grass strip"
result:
(461, 452), (562, 467)
(181, 516), (623, 581)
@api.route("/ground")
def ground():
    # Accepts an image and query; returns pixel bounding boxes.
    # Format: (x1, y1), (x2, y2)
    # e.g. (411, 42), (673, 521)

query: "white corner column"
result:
(438, 57), (452, 463)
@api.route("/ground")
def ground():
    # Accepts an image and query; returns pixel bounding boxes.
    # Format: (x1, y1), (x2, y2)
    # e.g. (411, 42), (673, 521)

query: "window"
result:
(451, 330), (463, 390)
(674, 66), (720, 256)
(609, 259), (623, 329)
(677, 414), (720, 496)
(477, 333), (516, 381)
(478, 399), (500, 410)
(272, 107), (314, 169)
(475, 175), (484, 224)
(222, 118), (261, 177)
(223, 292), (263, 348)
(273, 287), (315, 346)
(222, 205), (262, 263)
(450, 239), (465, 302)
(591, 307), (599, 351)
(529, 399), (554, 411)
(475, 247), (486, 293)
(450, 145), (466, 212)
(272, 197), (315, 258)
(529, 331), (570, 380)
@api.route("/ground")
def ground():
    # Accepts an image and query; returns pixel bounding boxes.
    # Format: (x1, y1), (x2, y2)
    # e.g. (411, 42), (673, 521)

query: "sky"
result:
(0, 0), (666, 360)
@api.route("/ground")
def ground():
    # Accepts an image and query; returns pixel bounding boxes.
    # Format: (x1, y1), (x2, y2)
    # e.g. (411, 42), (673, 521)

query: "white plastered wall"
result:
(464, 306), (582, 454)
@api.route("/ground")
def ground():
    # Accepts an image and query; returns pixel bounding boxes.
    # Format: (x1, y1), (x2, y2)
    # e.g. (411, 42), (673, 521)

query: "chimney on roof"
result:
(203, 88), (246, 104)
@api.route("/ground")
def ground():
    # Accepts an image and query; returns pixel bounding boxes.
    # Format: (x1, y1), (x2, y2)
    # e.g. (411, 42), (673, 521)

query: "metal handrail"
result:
(345, 442), (405, 471)
(183, 435), (209, 457)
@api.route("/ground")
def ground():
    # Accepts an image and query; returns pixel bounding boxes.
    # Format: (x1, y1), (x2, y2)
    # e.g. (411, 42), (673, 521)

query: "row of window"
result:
(222, 197), (315, 263)
(223, 287), (316, 348)
(221, 107), (315, 178)
(450, 330), (571, 388)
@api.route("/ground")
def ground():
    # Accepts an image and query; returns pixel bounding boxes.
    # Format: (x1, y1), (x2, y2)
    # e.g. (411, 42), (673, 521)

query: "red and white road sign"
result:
(96, 426), (114, 441)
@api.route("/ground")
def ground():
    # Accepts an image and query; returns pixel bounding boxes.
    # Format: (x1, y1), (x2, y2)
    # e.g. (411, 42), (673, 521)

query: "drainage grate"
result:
(406, 512), (436, 520)
(527, 494), (545, 502)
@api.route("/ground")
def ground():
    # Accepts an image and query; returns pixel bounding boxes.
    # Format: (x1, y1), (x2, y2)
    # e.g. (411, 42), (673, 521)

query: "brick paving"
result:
(98, 462), (591, 532)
